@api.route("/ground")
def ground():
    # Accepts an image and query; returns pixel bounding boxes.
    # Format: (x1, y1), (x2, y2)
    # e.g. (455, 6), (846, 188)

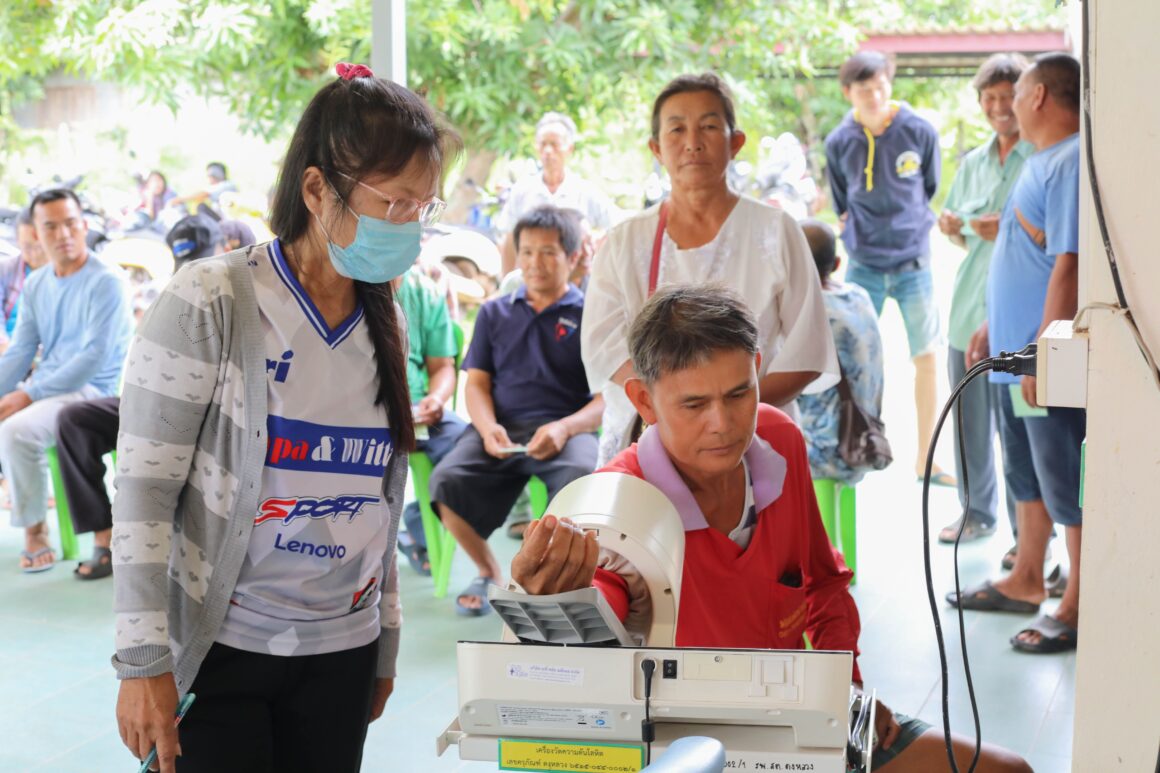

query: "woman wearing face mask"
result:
(111, 64), (458, 773)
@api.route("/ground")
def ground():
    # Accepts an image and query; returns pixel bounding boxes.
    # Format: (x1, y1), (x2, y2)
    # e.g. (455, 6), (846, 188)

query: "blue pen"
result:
(137, 692), (196, 773)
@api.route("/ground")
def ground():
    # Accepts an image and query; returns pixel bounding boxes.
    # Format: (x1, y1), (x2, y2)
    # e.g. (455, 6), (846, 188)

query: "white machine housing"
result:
(440, 642), (858, 772)
(440, 473), (866, 772)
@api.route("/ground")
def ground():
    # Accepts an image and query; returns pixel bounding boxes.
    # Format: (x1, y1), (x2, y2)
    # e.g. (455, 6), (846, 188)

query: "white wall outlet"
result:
(1037, 319), (1089, 408)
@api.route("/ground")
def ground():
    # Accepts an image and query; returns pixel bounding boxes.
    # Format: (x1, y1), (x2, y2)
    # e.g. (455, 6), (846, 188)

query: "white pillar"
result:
(371, 0), (407, 86)
(1073, 0), (1160, 769)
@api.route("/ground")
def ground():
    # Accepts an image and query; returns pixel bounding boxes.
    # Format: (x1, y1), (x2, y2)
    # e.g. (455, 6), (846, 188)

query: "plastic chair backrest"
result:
(451, 321), (465, 410)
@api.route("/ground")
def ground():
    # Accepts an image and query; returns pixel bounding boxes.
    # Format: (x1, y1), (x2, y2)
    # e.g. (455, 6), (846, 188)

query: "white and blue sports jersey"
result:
(217, 240), (393, 657)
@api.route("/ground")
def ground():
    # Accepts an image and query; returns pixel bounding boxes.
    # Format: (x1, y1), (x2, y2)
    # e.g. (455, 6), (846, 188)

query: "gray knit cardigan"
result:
(110, 247), (407, 694)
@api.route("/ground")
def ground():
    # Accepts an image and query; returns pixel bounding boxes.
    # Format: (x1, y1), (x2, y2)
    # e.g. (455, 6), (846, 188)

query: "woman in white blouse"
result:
(581, 72), (839, 463)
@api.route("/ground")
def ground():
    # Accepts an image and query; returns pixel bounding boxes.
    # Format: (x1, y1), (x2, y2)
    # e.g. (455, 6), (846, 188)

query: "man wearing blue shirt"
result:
(949, 54), (1084, 655)
(825, 51), (950, 485)
(429, 206), (603, 615)
(2, 189), (131, 572)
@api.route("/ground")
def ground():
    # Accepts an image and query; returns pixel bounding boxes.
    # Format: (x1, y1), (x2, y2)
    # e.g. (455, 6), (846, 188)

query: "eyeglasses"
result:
(334, 171), (446, 226)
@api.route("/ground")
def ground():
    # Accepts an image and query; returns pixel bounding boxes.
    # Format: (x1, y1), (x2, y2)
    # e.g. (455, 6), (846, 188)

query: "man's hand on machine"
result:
(511, 515), (599, 595)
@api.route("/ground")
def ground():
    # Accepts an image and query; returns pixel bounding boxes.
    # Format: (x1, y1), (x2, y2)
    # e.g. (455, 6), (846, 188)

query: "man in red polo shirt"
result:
(511, 285), (1030, 773)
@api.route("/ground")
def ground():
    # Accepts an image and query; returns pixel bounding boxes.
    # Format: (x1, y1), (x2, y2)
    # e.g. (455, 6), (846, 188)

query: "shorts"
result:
(993, 382), (1085, 526)
(428, 420), (598, 539)
(869, 712), (930, 770)
(846, 261), (941, 358)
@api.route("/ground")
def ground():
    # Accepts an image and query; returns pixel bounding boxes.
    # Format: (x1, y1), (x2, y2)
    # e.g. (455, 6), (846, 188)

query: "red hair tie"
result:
(336, 62), (374, 80)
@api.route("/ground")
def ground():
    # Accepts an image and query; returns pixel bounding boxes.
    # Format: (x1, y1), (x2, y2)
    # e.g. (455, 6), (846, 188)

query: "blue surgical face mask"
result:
(317, 209), (420, 284)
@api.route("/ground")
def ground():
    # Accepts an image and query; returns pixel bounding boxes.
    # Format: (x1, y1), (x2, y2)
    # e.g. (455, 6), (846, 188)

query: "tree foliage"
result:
(0, 0), (1064, 196)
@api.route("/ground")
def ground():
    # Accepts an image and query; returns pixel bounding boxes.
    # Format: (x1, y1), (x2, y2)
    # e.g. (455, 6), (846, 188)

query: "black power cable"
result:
(1079, 0), (1160, 382)
(1079, 0), (1128, 313)
(922, 345), (1038, 773)
(640, 658), (656, 765)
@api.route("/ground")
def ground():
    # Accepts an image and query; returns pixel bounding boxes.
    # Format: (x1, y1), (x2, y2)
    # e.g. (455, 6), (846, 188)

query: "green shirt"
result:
(944, 135), (1035, 350)
(395, 268), (456, 404)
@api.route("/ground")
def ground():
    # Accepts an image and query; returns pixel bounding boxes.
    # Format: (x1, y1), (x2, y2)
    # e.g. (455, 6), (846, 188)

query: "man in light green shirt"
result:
(393, 267), (466, 573)
(936, 54), (1036, 548)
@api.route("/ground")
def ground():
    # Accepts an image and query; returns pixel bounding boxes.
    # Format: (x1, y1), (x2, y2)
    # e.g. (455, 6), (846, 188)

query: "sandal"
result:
(75, 546), (113, 581)
(1001, 543), (1052, 572)
(20, 547), (56, 574)
(938, 515), (996, 544)
(1011, 614), (1077, 654)
(945, 580), (1040, 613)
(920, 471), (958, 488)
(1045, 564), (1068, 599)
(455, 576), (497, 617)
(396, 531), (431, 577)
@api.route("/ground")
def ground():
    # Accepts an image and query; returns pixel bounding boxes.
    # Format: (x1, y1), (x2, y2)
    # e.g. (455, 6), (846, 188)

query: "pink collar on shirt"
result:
(636, 425), (787, 532)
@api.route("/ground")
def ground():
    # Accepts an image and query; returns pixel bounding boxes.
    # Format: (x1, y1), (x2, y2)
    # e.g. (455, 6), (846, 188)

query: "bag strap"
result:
(835, 360), (855, 401)
(628, 203), (670, 444)
(647, 202), (668, 297)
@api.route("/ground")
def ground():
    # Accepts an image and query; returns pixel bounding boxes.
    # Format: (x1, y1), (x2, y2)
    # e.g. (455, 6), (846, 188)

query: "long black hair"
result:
(270, 74), (460, 453)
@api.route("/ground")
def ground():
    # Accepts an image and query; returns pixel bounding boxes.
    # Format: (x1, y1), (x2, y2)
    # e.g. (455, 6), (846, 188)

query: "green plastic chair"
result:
(46, 447), (117, 562)
(812, 478), (857, 585)
(46, 446), (80, 561)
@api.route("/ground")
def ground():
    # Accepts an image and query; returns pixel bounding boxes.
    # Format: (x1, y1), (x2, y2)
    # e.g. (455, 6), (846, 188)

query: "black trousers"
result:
(54, 396), (120, 534)
(428, 421), (599, 540)
(177, 640), (379, 773)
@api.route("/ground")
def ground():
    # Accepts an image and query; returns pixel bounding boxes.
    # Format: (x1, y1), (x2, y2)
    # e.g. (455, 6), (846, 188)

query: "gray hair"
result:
(971, 52), (1029, 95)
(629, 284), (758, 385)
(535, 111), (577, 143)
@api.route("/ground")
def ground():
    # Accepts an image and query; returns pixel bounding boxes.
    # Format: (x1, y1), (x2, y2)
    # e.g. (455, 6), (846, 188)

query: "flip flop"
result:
(20, 547), (56, 574)
(920, 471), (958, 488)
(938, 516), (997, 544)
(1000, 543), (1052, 572)
(945, 580), (1040, 613)
(74, 546), (113, 581)
(1011, 614), (1077, 654)
(455, 576), (497, 617)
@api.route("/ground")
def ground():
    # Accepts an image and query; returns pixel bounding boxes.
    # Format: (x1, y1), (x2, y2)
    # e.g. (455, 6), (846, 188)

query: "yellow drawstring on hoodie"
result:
(854, 101), (900, 193)
(861, 126), (876, 191)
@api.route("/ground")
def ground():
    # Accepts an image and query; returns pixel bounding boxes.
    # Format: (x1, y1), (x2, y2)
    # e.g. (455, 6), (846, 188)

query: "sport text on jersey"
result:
(254, 494), (380, 527)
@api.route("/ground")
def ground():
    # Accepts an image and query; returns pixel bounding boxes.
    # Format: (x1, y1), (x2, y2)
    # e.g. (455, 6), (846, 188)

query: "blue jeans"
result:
(402, 411), (468, 550)
(846, 261), (940, 358)
(948, 347), (1015, 531)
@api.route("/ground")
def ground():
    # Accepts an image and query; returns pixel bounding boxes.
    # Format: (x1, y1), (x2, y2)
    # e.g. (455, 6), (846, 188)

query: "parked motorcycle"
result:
(752, 133), (818, 220)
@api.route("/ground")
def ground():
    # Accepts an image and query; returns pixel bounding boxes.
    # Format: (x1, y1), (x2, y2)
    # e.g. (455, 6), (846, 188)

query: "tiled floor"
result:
(0, 233), (1075, 772)
(0, 463), (1077, 772)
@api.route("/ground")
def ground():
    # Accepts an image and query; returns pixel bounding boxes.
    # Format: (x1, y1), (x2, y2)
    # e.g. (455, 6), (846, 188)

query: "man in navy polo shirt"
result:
(429, 205), (603, 615)
(825, 51), (950, 486)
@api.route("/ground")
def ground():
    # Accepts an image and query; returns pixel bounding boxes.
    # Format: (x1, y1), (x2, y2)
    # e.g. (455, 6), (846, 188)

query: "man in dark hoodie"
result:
(825, 51), (949, 486)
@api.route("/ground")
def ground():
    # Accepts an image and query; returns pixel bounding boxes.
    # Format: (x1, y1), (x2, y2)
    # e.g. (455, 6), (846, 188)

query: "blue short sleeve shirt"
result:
(463, 285), (592, 425)
(986, 134), (1080, 383)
